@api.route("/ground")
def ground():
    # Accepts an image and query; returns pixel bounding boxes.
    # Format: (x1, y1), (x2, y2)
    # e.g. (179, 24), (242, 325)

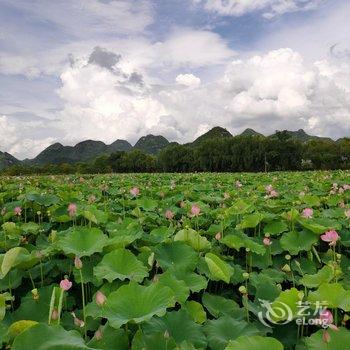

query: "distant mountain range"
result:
(0, 127), (347, 169)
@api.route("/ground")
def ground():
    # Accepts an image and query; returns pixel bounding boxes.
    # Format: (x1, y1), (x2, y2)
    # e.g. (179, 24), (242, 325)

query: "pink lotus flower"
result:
(235, 180), (242, 189)
(14, 206), (22, 216)
(319, 309), (339, 331)
(67, 203), (77, 217)
(265, 184), (274, 193)
(95, 290), (107, 306)
(74, 256), (82, 269)
(343, 184), (350, 191)
(263, 237), (272, 246)
(302, 208), (313, 219)
(165, 210), (174, 220)
(269, 190), (278, 198)
(223, 192), (230, 200)
(345, 209), (350, 219)
(60, 278), (72, 291)
(215, 232), (222, 240)
(190, 204), (201, 217)
(1, 207), (6, 216)
(130, 187), (140, 197)
(321, 230), (339, 246)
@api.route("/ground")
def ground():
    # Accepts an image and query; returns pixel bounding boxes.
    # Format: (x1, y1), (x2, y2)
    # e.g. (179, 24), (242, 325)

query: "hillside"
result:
(240, 128), (264, 137)
(270, 129), (332, 142)
(0, 126), (346, 170)
(0, 151), (19, 170)
(31, 139), (132, 165)
(134, 134), (169, 154)
(191, 126), (233, 146)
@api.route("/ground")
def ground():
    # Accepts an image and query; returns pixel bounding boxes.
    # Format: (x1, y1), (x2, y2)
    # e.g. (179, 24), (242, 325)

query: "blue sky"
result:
(0, 0), (349, 159)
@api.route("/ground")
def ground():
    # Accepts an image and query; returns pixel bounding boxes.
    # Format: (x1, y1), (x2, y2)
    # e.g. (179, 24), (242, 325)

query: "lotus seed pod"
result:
(242, 272), (250, 279)
(285, 254), (291, 260)
(238, 285), (247, 294)
(282, 264), (291, 272)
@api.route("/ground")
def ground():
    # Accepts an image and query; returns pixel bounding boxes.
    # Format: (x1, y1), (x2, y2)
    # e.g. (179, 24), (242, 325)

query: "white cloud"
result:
(193, 0), (324, 18)
(0, 115), (55, 158)
(176, 74), (201, 87)
(2, 45), (350, 159)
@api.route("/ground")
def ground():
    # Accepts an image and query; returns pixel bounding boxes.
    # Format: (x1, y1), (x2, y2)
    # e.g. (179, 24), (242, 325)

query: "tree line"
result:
(2, 132), (350, 175)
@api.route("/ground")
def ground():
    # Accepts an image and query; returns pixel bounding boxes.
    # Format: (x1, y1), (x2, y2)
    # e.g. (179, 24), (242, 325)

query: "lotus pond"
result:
(0, 171), (350, 349)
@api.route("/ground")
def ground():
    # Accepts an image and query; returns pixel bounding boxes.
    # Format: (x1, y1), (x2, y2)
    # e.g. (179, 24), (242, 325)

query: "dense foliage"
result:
(0, 171), (350, 349)
(3, 133), (350, 175)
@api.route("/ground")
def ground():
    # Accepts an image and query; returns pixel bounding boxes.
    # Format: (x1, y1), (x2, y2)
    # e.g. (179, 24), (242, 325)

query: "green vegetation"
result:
(0, 171), (349, 349)
(3, 129), (349, 175)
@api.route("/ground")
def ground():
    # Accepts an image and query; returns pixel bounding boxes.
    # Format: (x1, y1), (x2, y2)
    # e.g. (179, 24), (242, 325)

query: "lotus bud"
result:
(95, 291), (107, 306)
(51, 308), (59, 320)
(215, 232), (222, 240)
(74, 256), (83, 269)
(94, 328), (103, 340)
(322, 330), (331, 343)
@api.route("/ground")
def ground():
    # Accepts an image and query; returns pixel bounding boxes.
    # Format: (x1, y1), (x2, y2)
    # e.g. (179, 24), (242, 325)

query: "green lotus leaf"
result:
(249, 272), (280, 301)
(300, 266), (334, 288)
(297, 219), (328, 234)
(225, 335), (284, 350)
(158, 271), (190, 304)
(105, 220), (143, 248)
(204, 316), (259, 350)
(93, 248), (148, 283)
(12, 323), (94, 350)
(7, 320), (38, 340)
(238, 213), (264, 229)
(13, 286), (53, 322)
(57, 227), (108, 257)
(202, 293), (239, 318)
(221, 233), (265, 255)
(204, 253), (234, 283)
(2, 222), (21, 237)
(82, 206), (108, 224)
(263, 220), (288, 235)
(26, 193), (60, 206)
(154, 242), (199, 271)
(103, 282), (175, 328)
(136, 198), (158, 211)
(131, 330), (177, 350)
(280, 230), (318, 255)
(227, 200), (254, 215)
(143, 310), (207, 349)
(300, 194), (320, 207)
(308, 283), (350, 311)
(184, 301), (207, 324)
(171, 268), (208, 292)
(0, 247), (33, 278)
(88, 323), (129, 350)
(174, 228), (211, 251)
(304, 327), (350, 350)
(270, 288), (303, 322)
(20, 222), (40, 235)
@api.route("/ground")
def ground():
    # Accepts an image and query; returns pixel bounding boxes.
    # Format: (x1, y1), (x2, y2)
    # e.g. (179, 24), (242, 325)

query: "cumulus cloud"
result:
(176, 74), (201, 87)
(0, 115), (56, 158)
(54, 47), (350, 151)
(193, 0), (324, 18)
(2, 44), (350, 159)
